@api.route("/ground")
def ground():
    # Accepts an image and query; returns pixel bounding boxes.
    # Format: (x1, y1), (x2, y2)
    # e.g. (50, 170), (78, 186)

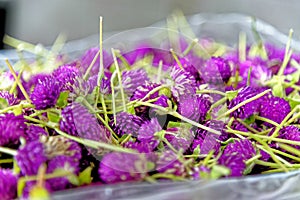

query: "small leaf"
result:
(17, 178), (26, 197)
(13, 105), (23, 116)
(127, 104), (135, 115)
(0, 97), (8, 109)
(159, 87), (171, 98)
(226, 90), (238, 101)
(272, 83), (284, 98)
(244, 115), (255, 125)
(47, 111), (60, 123)
(13, 159), (21, 175)
(210, 165), (230, 179)
(79, 166), (93, 185)
(192, 145), (201, 158)
(56, 91), (69, 108)
(29, 185), (50, 200)
(67, 173), (80, 186)
(147, 161), (155, 171)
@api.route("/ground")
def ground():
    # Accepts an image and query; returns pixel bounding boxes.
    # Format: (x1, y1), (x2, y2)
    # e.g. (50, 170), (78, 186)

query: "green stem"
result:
(170, 48), (183, 70)
(217, 89), (271, 119)
(183, 38), (199, 56)
(100, 94), (109, 123)
(0, 103), (34, 114)
(151, 173), (187, 181)
(254, 115), (280, 127)
(0, 158), (14, 164)
(245, 154), (261, 165)
(278, 29), (293, 76)
(83, 50), (100, 80)
(111, 48), (127, 112)
(196, 89), (226, 96)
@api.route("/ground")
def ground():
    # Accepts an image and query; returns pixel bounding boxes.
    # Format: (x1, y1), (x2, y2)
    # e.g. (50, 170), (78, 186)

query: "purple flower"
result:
(99, 152), (147, 183)
(218, 139), (255, 177)
(278, 126), (300, 150)
(52, 63), (80, 92)
(153, 95), (169, 108)
(0, 113), (26, 146)
(200, 57), (231, 84)
(227, 86), (265, 119)
(122, 69), (149, 96)
(123, 141), (157, 162)
(259, 96), (291, 126)
(0, 169), (17, 200)
(156, 150), (186, 177)
(60, 102), (110, 141)
(169, 65), (197, 101)
(165, 127), (193, 152)
(80, 47), (111, 75)
(130, 82), (160, 102)
(176, 58), (201, 84)
(25, 124), (48, 142)
(177, 94), (211, 122)
(110, 112), (144, 137)
(30, 75), (61, 110)
(138, 118), (162, 149)
(16, 140), (48, 175)
(0, 91), (20, 106)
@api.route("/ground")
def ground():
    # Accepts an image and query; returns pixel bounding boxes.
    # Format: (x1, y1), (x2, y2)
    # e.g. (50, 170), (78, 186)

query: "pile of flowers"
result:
(0, 15), (300, 199)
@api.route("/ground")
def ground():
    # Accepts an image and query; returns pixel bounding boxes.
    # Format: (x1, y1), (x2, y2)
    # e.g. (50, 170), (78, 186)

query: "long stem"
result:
(254, 115), (280, 127)
(5, 59), (31, 102)
(217, 89), (271, 119)
(0, 146), (17, 156)
(111, 48), (127, 112)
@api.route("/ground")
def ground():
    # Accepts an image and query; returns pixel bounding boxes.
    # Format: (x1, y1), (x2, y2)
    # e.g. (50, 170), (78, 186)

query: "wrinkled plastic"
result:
(2, 13), (300, 200)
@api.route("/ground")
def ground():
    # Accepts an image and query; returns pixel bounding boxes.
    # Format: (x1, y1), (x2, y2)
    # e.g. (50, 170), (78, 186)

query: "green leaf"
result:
(13, 159), (21, 175)
(79, 166), (93, 185)
(0, 97), (8, 109)
(147, 161), (155, 171)
(272, 83), (284, 98)
(127, 104), (135, 115)
(56, 91), (69, 108)
(167, 121), (191, 129)
(244, 115), (255, 125)
(17, 178), (26, 197)
(210, 165), (231, 179)
(159, 87), (171, 98)
(47, 111), (60, 123)
(192, 145), (200, 158)
(12, 104), (23, 116)
(226, 90), (238, 101)
(29, 185), (50, 200)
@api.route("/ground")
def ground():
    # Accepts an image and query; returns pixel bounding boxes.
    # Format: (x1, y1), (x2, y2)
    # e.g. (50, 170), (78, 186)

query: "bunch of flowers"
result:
(0, 13), (300, 199)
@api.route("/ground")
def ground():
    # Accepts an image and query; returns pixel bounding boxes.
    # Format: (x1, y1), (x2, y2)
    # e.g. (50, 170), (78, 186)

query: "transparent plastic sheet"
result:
(1, 13), (300, 200)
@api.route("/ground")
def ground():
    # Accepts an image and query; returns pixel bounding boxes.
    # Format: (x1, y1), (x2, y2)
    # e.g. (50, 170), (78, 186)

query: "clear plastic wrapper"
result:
(1, 13), (300, 200)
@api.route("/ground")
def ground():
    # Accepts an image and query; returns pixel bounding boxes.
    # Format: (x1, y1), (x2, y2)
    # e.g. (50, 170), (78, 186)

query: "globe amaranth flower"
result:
(0, 169), (17, 200)
(0, 113), (26, 146)
(110, 112), (144, 137)
(227, 86), (265, 119)
(122, 69), (149, 96)
(137, 117), (162, 150)
(259, 96), (291, 126)
(156, 150), (187, 177)
(16, 136), (82, 190)
(200, 57), (231, 84)
(30, 75), (61, 110)
(60, 102), (110, 142)
(0, 90), (20, 106)
(175, 58), (201, 85)
(218, 139), (255, 177)
(278, 126), (300, 151)
(52, 63), (80, 92)
(123, 141), (157, 162)
(177, 94), (211, 122)
(99, 152), (148, 183)
(165, 126), (193, 152)
(168, 65), (197, 101)
(25, 124), (48, 142)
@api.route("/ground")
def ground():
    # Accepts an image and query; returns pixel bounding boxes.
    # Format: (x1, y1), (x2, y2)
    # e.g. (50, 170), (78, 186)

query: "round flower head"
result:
(169, 65), (197, 101)
(227, 86), (264, 119)
(30, 75), (60, 110)
(278, 126), (300, 151)
(110, 112), (144, 137)
(218, 139), (255, 177)
(52, 63), (80, 92)
(177, 94), (211, 122)
(191, 120), (229, 155)
(99, 152), (147, 184)
(25, 124), (48, 142)
(0, 169), (17, 200)
(165, 127), (193, 152)
(16, 140), (48, 175)
(259, 96), (291, 126)
(60, 102), (110, 141)
(138, 117), (162, 150)
(124, 141), (157, 162)
(122, 69), (149, 96)
(200, 57), (231, 84)
(156, 150), (187, 177)
(0, 113), (26, 146)
(176, 58), (201, 84)
(80, 47), (111, 75)
(0, 90), (20, 106)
